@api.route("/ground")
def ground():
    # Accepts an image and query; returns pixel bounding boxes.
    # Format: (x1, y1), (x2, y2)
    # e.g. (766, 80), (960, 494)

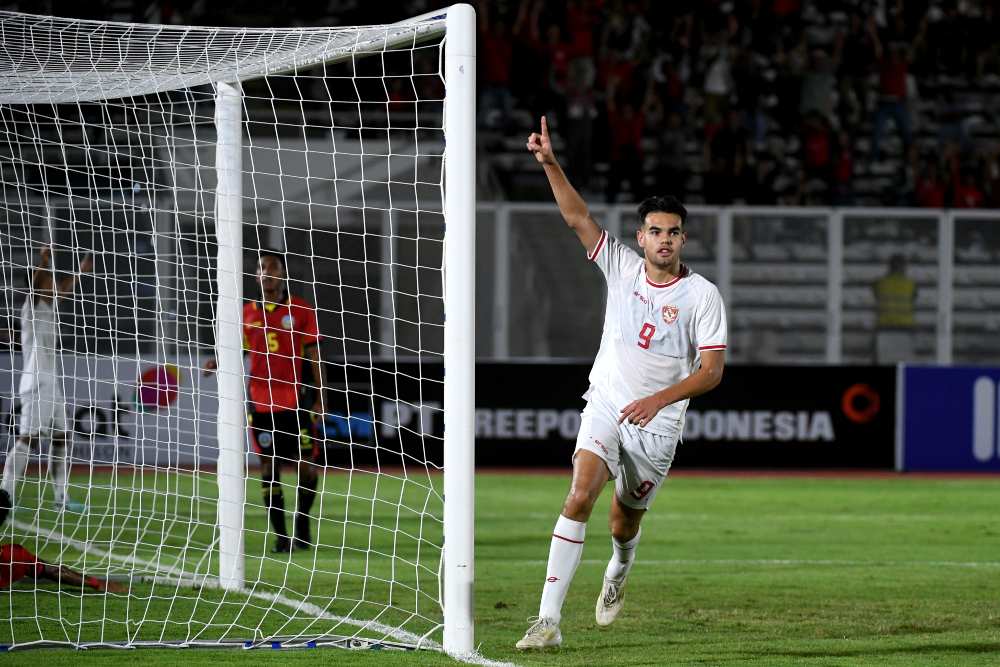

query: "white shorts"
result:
(574, 399), (681, 510)
(18, 390), (69, 437)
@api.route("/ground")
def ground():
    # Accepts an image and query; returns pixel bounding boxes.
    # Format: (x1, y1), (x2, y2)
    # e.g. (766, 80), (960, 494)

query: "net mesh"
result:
(0, 9), (451, 651)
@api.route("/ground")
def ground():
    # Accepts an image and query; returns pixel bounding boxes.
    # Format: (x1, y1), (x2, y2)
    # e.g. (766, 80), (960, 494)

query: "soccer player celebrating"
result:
(0, 489), (123, 592)
(2, 246), (92, 513)
(516, 117), (727, 649)
(207, 249), (325, 553)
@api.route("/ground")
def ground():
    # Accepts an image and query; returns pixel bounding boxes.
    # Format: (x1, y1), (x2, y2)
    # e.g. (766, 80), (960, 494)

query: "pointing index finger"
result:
(540, 115), (549, 139)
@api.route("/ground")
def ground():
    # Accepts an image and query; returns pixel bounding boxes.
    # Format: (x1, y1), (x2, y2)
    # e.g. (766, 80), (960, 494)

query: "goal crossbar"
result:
(0, 9), (448, 104)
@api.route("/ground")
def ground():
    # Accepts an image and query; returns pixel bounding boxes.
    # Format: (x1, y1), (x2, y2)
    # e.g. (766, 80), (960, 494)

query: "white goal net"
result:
(0, 5), (475, 655)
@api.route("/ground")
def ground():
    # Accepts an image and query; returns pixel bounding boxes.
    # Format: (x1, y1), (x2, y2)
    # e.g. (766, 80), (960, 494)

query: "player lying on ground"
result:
(516, 117), (728, 650)
(205, 249), (326, 554)
(0, 489), (123, 592)
(2, 246), (92, 513)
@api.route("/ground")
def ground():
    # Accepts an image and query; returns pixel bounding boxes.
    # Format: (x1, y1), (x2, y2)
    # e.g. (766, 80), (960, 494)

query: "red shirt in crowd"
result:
(953, 182), (985, 208)
(803, 127), (832, 170)
(608, 107), (644, 161)
(243, 296), (320, 413)
(482, 30), (513, 85)
(566, 3), (595, 58)
(915, 177), (945, 207)
(878, 58), (908, 99)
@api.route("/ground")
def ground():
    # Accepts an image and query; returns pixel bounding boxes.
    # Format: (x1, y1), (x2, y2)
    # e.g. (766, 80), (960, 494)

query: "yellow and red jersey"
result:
(242, 295), (320, 413)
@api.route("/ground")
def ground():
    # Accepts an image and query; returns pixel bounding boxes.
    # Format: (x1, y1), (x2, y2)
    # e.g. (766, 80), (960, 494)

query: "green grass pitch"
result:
(2, 470), (999, 666)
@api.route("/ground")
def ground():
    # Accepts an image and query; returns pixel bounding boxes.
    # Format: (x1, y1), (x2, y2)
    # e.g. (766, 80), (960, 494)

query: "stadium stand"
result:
(3, 0), (998, 365)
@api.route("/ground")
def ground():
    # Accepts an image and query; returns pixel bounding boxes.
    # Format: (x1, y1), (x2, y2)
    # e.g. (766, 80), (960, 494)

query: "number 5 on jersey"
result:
(637, 323), (656, 349)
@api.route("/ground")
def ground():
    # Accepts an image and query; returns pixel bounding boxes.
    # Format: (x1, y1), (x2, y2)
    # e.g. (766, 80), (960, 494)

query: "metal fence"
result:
(3, 201), (997, 366)
(478, 203), (1000, 366)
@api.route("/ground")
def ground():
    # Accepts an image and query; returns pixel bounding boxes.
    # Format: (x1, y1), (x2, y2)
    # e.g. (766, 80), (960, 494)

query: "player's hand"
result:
(526, 116), (557, 166)
(618, 395), (665, 428)
(39, 246), (51, 264)
(202, 358), (217, 375)
(79, 253), (93, 274)
(103, 579), (127, 594)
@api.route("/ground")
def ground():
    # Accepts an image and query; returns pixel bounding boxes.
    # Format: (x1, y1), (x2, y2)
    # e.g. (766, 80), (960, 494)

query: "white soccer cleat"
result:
(595, 577), (626, 626)
(515, 617), (561, 649)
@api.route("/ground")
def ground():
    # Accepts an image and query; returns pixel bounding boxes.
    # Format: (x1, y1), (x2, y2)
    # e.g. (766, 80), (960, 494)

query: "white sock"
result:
(605, 528), (641, 583)
(49, 442), (69, 504)
(2, 442), (31, 505)
(538, 515), (586, 624)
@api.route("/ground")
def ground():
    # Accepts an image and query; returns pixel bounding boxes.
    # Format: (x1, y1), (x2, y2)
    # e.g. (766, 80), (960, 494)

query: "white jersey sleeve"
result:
(587, 229), (642, 286)
(693, 283), (728, 352)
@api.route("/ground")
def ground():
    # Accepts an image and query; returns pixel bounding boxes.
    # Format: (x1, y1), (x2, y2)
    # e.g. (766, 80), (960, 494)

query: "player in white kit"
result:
(1, 246), (92, 513)
(517, 117), (727, 649)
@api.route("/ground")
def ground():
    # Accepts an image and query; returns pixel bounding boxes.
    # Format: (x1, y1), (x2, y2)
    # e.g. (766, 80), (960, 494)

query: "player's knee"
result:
(259, 463), (278, 486)
(299, 467), (317, 487)
(609, 516), (641, 543)
(562, 488), (599, 520)
(609, 503), (643, 541)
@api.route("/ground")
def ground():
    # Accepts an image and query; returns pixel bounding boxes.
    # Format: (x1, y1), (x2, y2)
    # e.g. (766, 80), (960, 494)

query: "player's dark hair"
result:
(637, 195), (687, 227)
(257, 247), (286, 268)
(0, 488), (10, 527)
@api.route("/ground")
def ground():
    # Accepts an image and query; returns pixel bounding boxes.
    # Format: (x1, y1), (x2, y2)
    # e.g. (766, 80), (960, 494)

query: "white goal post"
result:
(0, 4), (475, 657)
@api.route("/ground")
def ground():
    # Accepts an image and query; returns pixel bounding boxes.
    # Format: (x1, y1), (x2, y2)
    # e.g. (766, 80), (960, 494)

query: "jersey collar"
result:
(261, 292), (290, 312)
(645, 264), (689, 289)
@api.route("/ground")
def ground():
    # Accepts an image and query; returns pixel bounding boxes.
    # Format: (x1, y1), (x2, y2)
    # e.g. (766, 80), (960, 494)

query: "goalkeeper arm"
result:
(39, 559), (126, 593)
(304, 343), (325, 418)
(526, 116), (603, 253)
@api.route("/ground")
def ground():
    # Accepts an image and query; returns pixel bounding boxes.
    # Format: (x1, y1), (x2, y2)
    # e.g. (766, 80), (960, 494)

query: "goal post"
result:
(442, 3), (476, 656)
(0, 4), (476, 656)
(214, 78), (246, 593)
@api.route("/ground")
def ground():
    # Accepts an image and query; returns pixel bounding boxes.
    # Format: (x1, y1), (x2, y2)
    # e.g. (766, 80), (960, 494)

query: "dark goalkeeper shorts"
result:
(248, 409), (318, 462)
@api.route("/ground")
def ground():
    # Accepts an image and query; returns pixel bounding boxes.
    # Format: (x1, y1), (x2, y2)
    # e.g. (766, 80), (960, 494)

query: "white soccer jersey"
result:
(18, 298), (61, 397)
(585, 229), (727, 434)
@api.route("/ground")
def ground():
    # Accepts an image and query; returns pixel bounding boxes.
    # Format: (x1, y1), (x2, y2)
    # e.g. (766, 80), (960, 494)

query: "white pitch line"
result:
(519, 558), (1000, 568)
(11, 518), (521, 667)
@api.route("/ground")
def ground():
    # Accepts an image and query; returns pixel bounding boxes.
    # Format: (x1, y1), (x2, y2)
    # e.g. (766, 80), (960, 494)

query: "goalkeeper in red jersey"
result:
(0, 489), (123, 592)
(206, 249), (326, 554)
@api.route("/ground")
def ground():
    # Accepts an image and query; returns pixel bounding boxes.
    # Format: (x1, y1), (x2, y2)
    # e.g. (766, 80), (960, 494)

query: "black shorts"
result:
(248, 409), (317, 462)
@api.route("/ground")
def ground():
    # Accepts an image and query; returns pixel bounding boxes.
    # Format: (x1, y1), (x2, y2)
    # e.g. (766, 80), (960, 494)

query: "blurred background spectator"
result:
(872, 253), (917, 364)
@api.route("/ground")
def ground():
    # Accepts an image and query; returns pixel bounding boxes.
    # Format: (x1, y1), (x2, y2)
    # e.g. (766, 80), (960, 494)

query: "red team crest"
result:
(662, 305), (679, 324)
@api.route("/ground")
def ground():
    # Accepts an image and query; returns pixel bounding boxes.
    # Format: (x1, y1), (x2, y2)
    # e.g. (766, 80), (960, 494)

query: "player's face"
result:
(637, 212), (685, 268)
(257, 256), (285, 295)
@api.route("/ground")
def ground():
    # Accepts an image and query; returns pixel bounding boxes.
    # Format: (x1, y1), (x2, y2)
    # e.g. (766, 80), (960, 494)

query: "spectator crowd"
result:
(17, 0), (1000, 207)
(475, 0), (1000, 206)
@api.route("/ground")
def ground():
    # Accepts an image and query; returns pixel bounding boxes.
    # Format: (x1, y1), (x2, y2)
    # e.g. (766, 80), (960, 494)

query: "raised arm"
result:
(31, 246), (52, 293)
(56, 252), (92, 296)
(526, 116), (603, 253)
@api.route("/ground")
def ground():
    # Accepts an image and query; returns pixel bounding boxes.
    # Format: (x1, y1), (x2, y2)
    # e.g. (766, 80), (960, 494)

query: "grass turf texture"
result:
(2, 472), (998, 665)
